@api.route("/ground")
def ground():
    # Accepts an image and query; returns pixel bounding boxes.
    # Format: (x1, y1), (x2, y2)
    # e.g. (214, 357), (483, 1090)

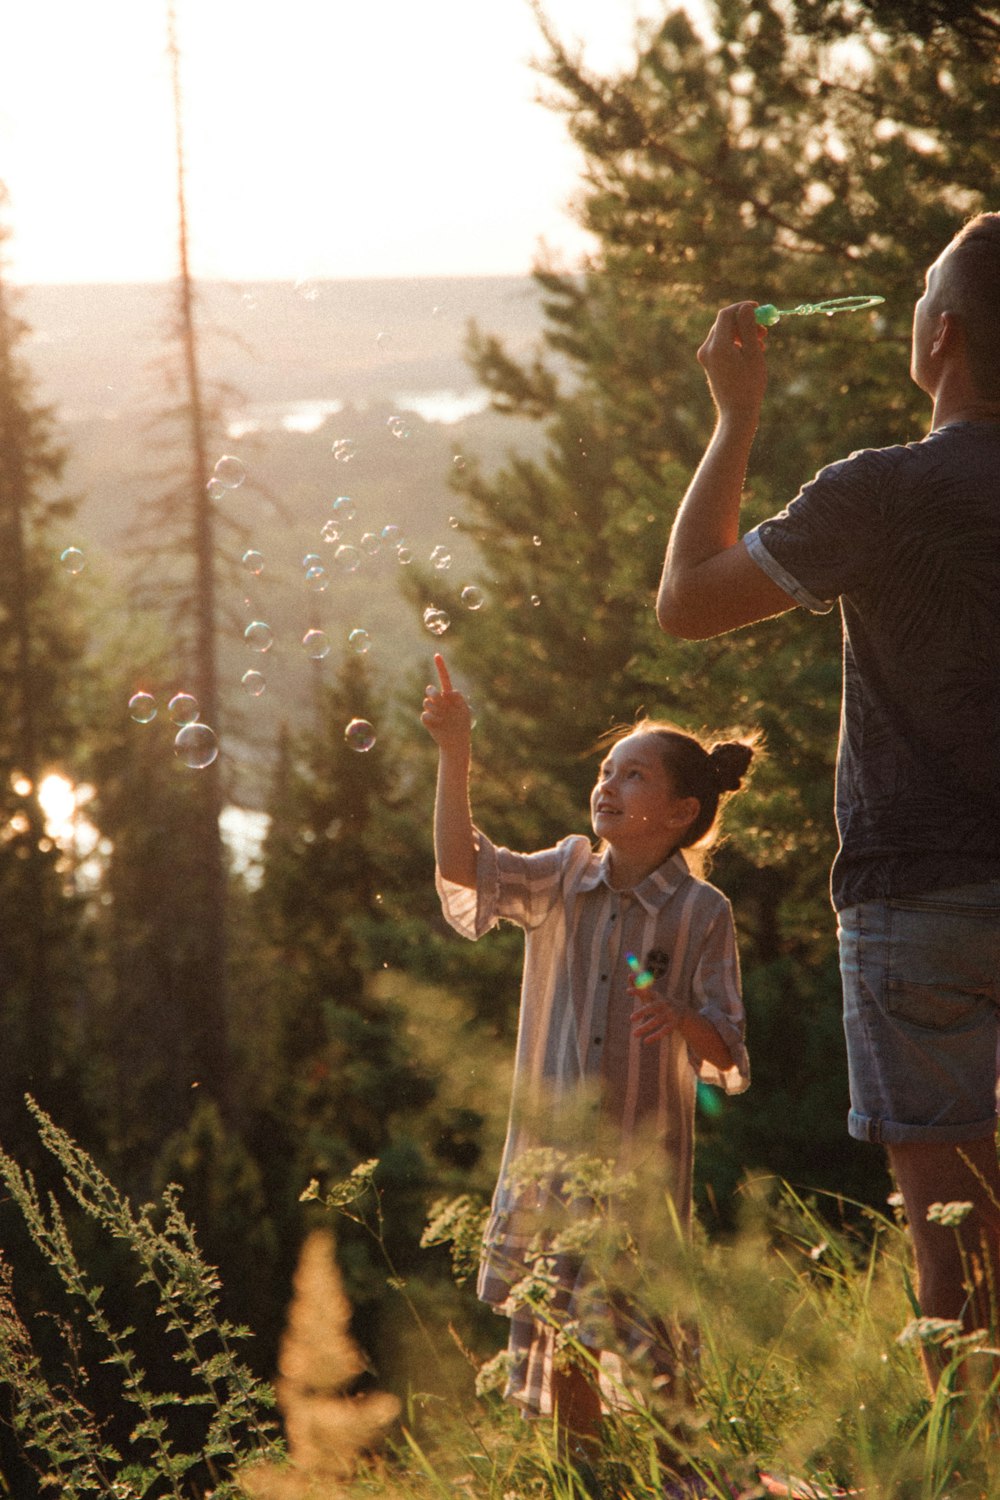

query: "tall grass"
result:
(0, 1105), (997, 1498)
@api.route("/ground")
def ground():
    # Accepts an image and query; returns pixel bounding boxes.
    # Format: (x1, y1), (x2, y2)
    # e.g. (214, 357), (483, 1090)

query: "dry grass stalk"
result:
(238, 1229), (401, 1498)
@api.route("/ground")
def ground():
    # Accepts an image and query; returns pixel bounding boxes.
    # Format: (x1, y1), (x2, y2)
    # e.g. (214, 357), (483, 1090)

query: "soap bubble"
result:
(423, 606), (451, 637)
(345, 718), (376, 752)
(380, 524), (405, 548)
(461, 586), (485, 611)
(386, 414), (410, 439)
(304, 565), (329, 592)
(397, 547), (413, 565)
(244, 620), (274, 652)
(174, 722), (219, 769)
(531, 594), (541, 607)
(453, 454), (466, 472)
(302, 629), (330, 659)
(447, 515), (460, 529)
(348, 628), (371, 654)
(321, 521), (340, 544)
(532, 535), (542, 547)
(60, 546), (85, 575)
(206, 477), (228, 501)
(242, 549), (264, 575)
(168, 692), (200, 726)
(359, 531), (380, 554)
(294, 277), (319, 302)
(128, 691), (157, 724)
(430, 545), (452, 571)
(332, 495), (356, 521)
(334, 544), (361, 573)
(241, 669), (266, 697)
(213, 455), (246, 490)
(332, 438), (356, 463)
(302, 552), (322, 569)
(375, 331), (391, 350)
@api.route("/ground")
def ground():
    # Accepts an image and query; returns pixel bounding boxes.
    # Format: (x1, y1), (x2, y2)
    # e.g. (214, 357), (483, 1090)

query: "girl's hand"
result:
(421, 653), (472, 752)
(629, 981), (684, 1045)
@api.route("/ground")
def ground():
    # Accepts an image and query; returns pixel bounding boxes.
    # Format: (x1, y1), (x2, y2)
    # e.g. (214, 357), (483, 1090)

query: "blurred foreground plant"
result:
(0, 1097), (282, 1497)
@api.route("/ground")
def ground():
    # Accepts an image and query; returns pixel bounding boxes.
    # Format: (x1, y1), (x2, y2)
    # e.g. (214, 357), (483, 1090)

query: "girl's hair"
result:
(601, 719), (758, 849)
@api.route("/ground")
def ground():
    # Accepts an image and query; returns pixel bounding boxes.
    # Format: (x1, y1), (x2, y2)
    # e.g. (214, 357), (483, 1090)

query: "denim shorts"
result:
(839, 883), (1000, 1145)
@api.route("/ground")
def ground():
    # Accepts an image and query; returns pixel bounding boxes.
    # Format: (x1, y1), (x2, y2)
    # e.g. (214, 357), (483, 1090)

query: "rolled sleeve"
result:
(437, 832), (580, 940)
(690, 911), (750, 1095)
(744, 527), (835, 615)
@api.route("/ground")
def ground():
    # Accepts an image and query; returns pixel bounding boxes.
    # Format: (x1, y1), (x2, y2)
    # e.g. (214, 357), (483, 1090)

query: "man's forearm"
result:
(659, 412), (758, 610)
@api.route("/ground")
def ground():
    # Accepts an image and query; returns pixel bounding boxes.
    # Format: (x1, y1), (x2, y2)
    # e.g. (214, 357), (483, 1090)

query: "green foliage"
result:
(0, 1098), (282, 1497)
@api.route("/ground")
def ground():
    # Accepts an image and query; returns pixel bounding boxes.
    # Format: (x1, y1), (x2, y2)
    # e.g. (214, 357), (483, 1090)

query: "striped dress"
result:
(438, 831), (749, 1415)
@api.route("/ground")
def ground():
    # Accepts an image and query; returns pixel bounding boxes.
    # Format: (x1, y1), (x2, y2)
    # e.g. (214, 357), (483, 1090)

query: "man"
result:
(657, 213), (1000, 1387)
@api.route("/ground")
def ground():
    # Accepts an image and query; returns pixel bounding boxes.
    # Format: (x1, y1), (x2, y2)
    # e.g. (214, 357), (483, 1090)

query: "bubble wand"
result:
(626, 953), (656, 990)
(754, 294), (884, 327)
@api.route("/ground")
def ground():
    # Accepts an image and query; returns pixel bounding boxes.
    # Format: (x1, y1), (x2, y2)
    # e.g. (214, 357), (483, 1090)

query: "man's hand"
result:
(697, 301), (768, 422)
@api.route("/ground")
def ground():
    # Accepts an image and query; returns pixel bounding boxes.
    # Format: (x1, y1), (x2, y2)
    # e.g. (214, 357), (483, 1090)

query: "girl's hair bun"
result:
(709, 740), (754, 793)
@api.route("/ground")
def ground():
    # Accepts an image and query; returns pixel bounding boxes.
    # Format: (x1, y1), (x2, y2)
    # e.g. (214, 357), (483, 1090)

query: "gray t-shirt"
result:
(745, 420), (1000, 911)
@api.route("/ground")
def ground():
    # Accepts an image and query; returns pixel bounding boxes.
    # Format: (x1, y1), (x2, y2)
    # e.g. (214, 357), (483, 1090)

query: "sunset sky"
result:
(0, 0), (672, 286)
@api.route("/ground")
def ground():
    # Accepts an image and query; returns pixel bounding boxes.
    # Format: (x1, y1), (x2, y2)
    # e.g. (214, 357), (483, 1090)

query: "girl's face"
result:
(590, 733), (699, 860)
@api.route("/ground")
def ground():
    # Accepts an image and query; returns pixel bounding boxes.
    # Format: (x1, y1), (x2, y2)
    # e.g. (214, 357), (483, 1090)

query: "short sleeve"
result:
(689, 906), (749, 1095)
(745, 448), (892, 613)
(437, 832), (586, 941)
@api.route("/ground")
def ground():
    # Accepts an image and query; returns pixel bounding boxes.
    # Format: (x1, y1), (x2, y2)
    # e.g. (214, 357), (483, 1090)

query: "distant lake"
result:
(227, 388), (490, 438)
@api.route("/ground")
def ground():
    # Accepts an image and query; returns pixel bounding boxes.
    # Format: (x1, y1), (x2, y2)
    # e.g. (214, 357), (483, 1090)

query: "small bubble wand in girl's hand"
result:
(626, 953), (656, 990)
(754, 294), (885, 327)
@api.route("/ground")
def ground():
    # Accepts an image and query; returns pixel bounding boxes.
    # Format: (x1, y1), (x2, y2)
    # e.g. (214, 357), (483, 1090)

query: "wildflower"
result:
(897, 1316), (964, 1347)
(925, 1200), (974, 1226)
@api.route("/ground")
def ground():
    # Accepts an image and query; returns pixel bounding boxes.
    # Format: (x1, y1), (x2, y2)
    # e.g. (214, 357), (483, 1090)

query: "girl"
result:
(421, 653), (753, 1470)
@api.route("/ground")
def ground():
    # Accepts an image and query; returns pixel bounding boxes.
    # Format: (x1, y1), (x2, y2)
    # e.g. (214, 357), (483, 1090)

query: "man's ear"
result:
(930, 309), (961, 360)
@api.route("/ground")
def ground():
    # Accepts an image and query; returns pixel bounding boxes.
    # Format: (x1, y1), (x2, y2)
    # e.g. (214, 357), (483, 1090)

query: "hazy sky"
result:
(0, 0), (671, 285)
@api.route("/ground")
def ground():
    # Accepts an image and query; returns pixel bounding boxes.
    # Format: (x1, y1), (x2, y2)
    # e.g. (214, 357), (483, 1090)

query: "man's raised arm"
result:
(657, 300), (796, 639)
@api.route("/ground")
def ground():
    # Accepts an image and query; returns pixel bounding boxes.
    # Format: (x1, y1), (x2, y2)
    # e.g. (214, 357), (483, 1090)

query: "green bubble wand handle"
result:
(626, 953), (656, 990)
(754, 294), (885, 327)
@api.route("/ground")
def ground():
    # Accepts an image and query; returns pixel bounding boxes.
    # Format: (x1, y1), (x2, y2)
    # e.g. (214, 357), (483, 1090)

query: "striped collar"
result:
(577, 845), (691, 914)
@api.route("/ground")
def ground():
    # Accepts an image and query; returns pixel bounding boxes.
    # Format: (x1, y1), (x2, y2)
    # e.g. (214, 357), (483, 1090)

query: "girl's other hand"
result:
(421, 653), (472, 750)
(629, 981), (684, 1045)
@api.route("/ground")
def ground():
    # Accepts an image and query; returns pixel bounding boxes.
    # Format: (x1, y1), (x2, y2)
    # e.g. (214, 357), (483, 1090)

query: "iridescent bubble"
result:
(168, 692), (200, 726)
(387, 414), (410, 440)
(302, 552), (322, 569)
(242, 549), (264, 575)
(345, 718), (376, 753)
(302, 629), (330, 659)
(348, 628), (371, 655)
(244, 620), (274, 652)
(423, 606), (451, 637)
(397, 547), (413, 565)
(334, 544), (361, 573)
(447, 515), (460, 530)
(241, 669), (266, 697)
(380, 524), (405, 548)
(332, 438), (356, 463)
(359, 531), (380, 554)
(332, 495), (356, 521)
(321, 521), (340, 545)
(128, 691), (157, 724)
(213, 455), (247, 490)
(530, 594), (542, 607)
(207, 477), (228, 501)
(304, 565), (329, 592)
(461, 586), (485, 611)
(430, 545), (452, 571)
(174, 722), (219, 769)
(60, 546), (85, 575)
(453, 454), (466, 472)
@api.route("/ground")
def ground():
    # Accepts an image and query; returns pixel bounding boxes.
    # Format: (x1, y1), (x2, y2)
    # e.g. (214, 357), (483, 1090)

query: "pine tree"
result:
(424, 0), (999, 1209)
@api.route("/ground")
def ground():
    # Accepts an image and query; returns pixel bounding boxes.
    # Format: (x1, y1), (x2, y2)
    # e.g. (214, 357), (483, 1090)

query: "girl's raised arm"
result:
(421, 653), (477, 889)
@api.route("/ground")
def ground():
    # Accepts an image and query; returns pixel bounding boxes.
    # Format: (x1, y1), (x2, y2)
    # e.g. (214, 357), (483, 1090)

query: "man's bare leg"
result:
(888, 1134), (1000, 1391)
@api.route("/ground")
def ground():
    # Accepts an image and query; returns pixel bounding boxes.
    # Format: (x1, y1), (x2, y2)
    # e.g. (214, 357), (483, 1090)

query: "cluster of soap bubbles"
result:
(127, 690), (219, 769)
